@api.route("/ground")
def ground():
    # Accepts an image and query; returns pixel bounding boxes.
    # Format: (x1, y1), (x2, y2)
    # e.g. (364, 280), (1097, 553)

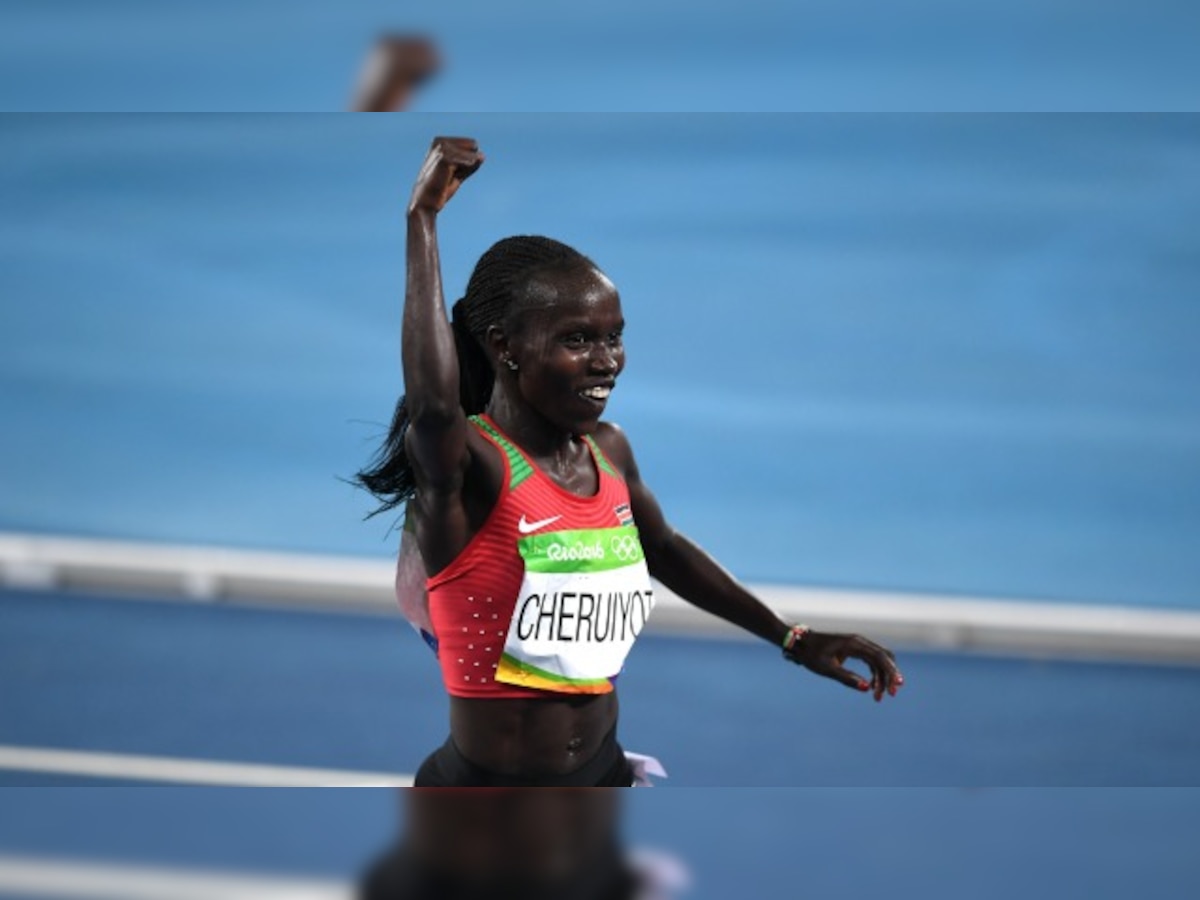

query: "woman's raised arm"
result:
(402, 137), (484, 489)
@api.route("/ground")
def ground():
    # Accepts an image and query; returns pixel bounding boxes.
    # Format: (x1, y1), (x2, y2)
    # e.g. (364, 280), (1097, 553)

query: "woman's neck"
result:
(484, 392), (579, 463)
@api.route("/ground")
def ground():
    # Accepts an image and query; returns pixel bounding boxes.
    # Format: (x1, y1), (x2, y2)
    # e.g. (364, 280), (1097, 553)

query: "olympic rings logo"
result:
(609, 535), (641, 561)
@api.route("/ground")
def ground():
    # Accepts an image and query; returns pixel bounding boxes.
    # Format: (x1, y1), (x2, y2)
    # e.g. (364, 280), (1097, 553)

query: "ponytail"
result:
(451, 299), (495, 415)
(353, 300), (497, 519)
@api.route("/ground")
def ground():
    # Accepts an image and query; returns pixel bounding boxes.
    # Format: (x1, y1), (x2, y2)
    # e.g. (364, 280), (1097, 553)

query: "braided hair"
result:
(355, 235), (596, 518)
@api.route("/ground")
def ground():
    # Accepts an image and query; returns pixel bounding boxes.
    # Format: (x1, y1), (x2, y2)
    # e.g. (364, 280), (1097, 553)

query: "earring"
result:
(504, 358), (518, 372)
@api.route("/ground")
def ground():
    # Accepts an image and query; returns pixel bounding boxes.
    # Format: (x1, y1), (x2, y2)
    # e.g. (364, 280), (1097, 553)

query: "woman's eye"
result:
(563, 334), (588, 347)
(607, 333), (623, 347)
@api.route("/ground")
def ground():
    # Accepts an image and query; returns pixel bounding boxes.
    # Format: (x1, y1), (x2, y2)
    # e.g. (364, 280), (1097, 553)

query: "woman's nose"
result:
(590, 346), (619, 373)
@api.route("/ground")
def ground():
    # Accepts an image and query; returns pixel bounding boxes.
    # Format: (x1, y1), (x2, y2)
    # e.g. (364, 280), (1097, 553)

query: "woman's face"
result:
(505, 265), (626, 433)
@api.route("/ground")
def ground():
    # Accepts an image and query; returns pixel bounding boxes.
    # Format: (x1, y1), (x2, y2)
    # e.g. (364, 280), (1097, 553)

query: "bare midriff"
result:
(449, 692), (619, 776)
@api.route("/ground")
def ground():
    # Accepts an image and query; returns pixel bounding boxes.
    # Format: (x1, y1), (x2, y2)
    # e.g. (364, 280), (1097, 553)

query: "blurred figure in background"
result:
(351, 35), (440, 111)
(359, 789), (682, 900)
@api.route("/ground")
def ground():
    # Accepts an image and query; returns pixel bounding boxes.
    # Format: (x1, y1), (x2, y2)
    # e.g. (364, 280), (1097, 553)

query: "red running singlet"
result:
(427, 415), (655, 699)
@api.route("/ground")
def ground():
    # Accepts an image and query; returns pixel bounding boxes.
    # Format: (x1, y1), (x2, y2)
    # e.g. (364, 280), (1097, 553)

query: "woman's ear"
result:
(485, 324), (512, 371)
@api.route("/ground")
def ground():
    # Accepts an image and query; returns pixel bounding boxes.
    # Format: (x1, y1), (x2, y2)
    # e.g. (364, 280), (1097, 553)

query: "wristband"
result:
(781, 624), (809, 657)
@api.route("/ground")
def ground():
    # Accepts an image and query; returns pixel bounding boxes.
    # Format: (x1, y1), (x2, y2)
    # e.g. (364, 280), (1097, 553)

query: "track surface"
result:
(2, 589), (1200, 896)
(3, 588), (1199, 787)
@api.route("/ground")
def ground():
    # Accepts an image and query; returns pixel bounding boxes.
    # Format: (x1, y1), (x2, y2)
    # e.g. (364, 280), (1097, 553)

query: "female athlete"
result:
(357, 137), (904, 786)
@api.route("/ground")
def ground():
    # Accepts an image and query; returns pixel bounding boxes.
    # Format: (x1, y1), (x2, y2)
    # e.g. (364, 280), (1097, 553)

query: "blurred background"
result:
(2, 788), (1198, 899)
(3, 116), (1198, 601)
(2, 3), (1200, 894)
(2, 0), (1199, 111)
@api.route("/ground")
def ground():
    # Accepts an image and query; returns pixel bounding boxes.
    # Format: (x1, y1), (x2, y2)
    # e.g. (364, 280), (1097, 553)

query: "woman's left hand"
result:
(786, 630), (905, 702)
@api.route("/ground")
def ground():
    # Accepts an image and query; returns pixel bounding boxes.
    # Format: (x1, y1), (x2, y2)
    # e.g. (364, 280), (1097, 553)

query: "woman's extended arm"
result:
(401, 137), (484, 490)
(599, 423), (904, 701)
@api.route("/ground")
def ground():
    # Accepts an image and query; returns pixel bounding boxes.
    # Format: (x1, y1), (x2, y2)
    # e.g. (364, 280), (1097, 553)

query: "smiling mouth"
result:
(579, 385), (613, 402)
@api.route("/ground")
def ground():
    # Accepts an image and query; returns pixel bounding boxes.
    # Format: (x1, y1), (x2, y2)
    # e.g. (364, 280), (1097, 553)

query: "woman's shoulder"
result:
(590, 420), (635, 475)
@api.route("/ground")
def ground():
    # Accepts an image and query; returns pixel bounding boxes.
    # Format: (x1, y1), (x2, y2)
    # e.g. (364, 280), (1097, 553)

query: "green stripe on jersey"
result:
(519, 525), (645, 573)
(583, 435), (620, 479)
(470, 415), (532, 490)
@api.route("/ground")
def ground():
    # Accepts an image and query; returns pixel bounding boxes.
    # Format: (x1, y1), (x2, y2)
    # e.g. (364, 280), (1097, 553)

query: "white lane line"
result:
(0, 745), (413, 787)
(5, 530), (1200, 660)
(0, 855), (351, 900)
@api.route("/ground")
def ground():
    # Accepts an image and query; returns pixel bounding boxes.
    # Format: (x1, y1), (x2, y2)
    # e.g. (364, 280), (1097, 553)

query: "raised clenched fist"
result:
(408, 137), (484, 216)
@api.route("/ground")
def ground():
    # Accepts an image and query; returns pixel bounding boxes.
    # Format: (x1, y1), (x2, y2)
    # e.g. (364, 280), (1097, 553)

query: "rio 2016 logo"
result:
(547, 541), (605, 562)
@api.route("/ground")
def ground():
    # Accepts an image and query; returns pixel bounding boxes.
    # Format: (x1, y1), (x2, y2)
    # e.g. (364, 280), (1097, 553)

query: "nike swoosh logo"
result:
(518, 514), (563, 534)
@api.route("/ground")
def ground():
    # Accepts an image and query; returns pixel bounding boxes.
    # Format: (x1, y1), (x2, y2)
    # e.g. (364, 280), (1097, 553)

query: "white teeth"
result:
(581, 386), (611, 400)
